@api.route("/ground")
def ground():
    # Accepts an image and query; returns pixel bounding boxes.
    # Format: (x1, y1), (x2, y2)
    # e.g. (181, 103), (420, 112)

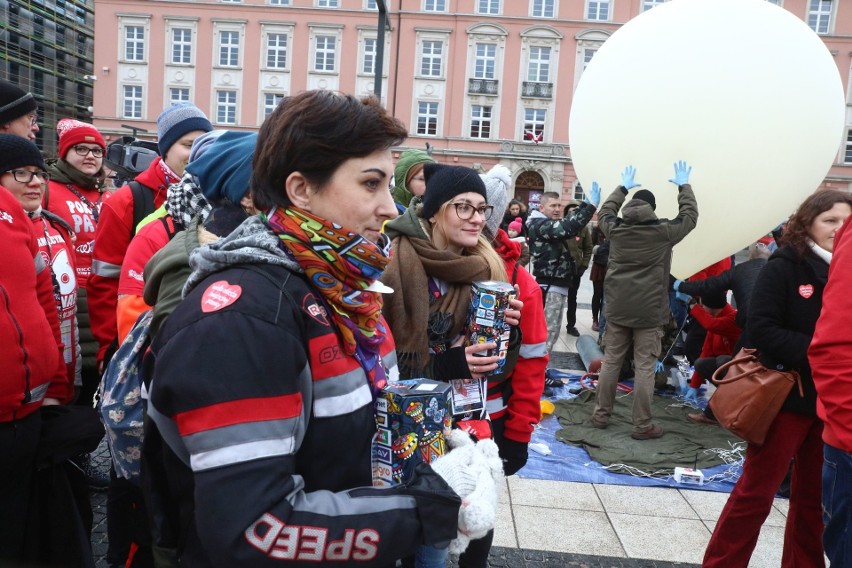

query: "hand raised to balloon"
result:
(620, 166), (639, 190)
(668, 160), (692, 186)
(584, 181), (601, 207)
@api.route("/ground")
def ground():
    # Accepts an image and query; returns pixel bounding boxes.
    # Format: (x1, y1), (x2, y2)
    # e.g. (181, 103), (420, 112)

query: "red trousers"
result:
(703, 411), (825, 568)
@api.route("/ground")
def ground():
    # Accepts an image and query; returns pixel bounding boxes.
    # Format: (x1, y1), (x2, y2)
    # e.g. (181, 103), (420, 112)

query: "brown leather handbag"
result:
(709, 348), (803, 446)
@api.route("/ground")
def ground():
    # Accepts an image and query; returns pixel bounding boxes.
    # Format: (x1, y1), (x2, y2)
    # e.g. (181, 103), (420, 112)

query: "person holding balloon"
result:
(590, 161), (698, 439)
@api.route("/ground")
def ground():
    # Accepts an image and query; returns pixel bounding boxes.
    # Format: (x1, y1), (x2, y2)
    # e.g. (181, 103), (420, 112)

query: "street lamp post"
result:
(374, 0), (389, 102)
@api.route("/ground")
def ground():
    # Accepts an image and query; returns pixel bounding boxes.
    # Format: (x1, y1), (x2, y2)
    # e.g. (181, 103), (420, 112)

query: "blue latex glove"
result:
(655, 360), (665, 373)
(675, 291), (692, 304)
(673, 279), (684, 291)
(669, 160), (692, 186)
(620, 165), (639, 190)
(584, 181), (601, 207)
(684, 387), (699, 403)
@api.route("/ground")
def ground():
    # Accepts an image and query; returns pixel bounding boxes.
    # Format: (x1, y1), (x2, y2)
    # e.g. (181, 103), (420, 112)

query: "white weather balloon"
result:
(569, 0), (845, 278)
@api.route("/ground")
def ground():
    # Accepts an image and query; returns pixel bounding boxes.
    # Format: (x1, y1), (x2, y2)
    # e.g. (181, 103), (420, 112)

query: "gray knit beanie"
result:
(480, 164), (512, 238)
(156, 103), (213, 156)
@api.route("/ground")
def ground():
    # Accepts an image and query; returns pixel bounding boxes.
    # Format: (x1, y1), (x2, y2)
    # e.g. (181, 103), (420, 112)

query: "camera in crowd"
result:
(104, 136), (160, 187)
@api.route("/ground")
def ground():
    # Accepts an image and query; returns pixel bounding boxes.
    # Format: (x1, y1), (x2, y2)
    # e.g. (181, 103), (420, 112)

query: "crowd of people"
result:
(1, 75), (850, 568)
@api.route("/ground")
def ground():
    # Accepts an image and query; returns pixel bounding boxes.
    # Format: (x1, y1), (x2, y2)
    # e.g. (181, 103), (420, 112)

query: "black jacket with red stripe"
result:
(147, 217), (460, 566)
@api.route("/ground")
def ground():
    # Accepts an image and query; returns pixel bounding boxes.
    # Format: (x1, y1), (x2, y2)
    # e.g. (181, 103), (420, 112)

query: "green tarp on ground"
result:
(553, 390), (744, 475)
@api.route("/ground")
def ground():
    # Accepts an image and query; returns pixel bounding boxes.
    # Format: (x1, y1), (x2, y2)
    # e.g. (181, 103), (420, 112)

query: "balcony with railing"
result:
(521, 81), (553, 99)
(468, 78), (499, 96)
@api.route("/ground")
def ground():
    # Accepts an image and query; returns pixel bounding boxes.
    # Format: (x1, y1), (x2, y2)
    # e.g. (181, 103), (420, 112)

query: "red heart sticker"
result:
(798, 284), (814, 299)
(201, 281), (242, 313)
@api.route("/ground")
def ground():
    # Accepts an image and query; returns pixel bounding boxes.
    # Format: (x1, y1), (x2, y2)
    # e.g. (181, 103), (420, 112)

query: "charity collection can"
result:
(464, 280), (515, 373)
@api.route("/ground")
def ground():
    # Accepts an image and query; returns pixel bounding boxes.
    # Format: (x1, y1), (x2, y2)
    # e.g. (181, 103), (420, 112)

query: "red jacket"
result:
(33, 211), (79, 387)
(45, 179), (109, 288)
(488, 229), (549, 444)
(688, 257), (732, 282)
(688, 303), (740, 388)
(88, 158), (172, 361)
(0, 187), (69, 421)
(809, 221), (852, 452)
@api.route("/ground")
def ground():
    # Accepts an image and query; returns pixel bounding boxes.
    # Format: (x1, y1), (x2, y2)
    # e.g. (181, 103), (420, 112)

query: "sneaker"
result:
(687, 412), (718, 426)
(631, 424), (664, 440)
(544, 375), (564, 388)
(590, 415), (609, 429)
(591, 321), (600, 332)
(73, 453), (110, 491)
(566, 326), (580, 337)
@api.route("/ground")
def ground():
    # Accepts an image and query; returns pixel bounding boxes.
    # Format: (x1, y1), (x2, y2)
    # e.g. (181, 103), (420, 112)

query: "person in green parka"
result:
(392, 148), (434, 212)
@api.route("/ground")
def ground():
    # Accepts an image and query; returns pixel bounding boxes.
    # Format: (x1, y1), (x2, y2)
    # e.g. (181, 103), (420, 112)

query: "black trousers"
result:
(0, 411), (42, 561)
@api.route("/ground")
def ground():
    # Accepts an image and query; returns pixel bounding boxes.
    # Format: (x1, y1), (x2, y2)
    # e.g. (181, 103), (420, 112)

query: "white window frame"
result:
(313, 34), (337, 72)
(473, 43), (496, 80)
(216, 89), (237, 124)
(416, 101), (439, 136)
(531, 0), (555, 17)
(366, 0), (377, 8)
(527, 46), (551, 83)
(586, 0), (610, 21)
(807, 0), (833, 34)
(642, 0), (666, 10)
(269, 0), (290, 5)
(265, 32), (288, 70)
(170, 27), (192, 65)
(263, 92), (284, 117)
(124, 25), (145, 62)
(169, 87), (190, 104)
(218, 30), (241, 67)
(477, 0), (500, 15)
(362, 36), (377, 75)
(122, 84), (143, 119)
(470, 105), (492, 139)
(419, 40), (444, 78)
(523, 108), (546, 141)
(424, 0), (447, 12)
(317, 0), (339, 6)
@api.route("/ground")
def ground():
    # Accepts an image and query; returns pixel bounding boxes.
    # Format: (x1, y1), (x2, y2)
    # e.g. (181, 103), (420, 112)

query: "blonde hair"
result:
(428, 202), (508, 282)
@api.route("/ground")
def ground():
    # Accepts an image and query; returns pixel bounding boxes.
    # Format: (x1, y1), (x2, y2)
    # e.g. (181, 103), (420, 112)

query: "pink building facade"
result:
(91, 0), (852, 207)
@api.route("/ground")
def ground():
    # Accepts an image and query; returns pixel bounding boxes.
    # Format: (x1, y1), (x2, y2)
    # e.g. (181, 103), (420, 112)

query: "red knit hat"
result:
(57, 118), (105, 159)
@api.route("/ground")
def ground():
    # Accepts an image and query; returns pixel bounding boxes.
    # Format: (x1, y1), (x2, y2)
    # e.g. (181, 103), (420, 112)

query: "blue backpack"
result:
(97, 309), (153, 483)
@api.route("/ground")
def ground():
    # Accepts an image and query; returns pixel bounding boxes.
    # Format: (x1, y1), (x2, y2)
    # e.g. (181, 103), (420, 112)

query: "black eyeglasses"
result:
(72, 145), (104, 158)
(5, 169), (50, 183)
(450, 202), (494, 221)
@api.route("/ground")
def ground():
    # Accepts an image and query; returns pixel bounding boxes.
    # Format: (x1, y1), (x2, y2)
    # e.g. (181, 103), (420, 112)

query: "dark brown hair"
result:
(251, 90), (407, 211)
(781, 189), (852, 258)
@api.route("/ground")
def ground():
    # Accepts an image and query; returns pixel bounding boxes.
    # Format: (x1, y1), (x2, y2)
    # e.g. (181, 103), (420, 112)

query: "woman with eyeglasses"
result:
(44, 118), (109, 408)
(383, 163), (522, 568)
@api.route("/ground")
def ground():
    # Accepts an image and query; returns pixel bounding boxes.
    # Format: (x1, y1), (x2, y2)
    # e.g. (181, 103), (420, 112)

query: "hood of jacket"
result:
(492, 228), (520, 264)
(184, 214), (301, 295)
(620, 198), (659, 225)
(392, 150), (434, 209)
(384, 197), (431, 242)
(526, 209), (547, 225)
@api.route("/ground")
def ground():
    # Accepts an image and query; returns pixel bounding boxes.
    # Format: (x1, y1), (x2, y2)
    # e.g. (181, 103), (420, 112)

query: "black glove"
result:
(495, 437), (528, 476)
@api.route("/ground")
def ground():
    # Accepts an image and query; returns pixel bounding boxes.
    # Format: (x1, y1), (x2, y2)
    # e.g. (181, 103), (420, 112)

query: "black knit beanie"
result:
(0, 134), (47, 173)
(0, 80), (37, 124)
(420, 163), (488, 219)
(632, 189), (656, 211)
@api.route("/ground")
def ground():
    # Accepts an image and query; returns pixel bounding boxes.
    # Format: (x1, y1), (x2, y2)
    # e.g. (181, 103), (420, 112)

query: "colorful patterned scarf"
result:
(264, 206), (391, 393)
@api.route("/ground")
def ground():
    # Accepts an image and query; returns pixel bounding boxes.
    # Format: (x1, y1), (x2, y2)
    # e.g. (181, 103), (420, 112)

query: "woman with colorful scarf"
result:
(382, 163), (522, 568)
(146, 91), (493, 567)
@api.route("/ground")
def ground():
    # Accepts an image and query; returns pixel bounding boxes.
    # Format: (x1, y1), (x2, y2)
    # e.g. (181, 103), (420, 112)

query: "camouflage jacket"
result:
(526, 202), (596, 287)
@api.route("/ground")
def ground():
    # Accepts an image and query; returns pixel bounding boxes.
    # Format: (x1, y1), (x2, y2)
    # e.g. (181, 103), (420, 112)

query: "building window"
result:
(264, 93), (284, 117)
(420, 40), (443, 77)
(124, 25), (145, 61)
(527, 46), (551, 82)
(171, 28), (192, 64)
(424, 0), (446, 12)
(470, 105), (492, 139)
(266, 33), (288, 69)
(642, 0), (665, 10)
(216, 90), (237, 124)
(524, 108), (546, 142)
(170, 87), (190, 104)
(417, 102), (439, 136)
(808, 0), (832, 33)
(362, 37), (377, 75)
(366, 0), (377, 7)
(269, 0), (290, 4)
(317, 0), (339, 6)
(844, 130), (852, 164)
(766, 0), (782, 4)
(218, 31), (240, 67)
(123, 85), (143, 118)
(587, 0), (610, 20)
(582, 47), (596, 71)
(477, 0), (499, 14)
(532, 0), (555, 17)
(314, 35), (336, 71)
(473, 43), (496, 79)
